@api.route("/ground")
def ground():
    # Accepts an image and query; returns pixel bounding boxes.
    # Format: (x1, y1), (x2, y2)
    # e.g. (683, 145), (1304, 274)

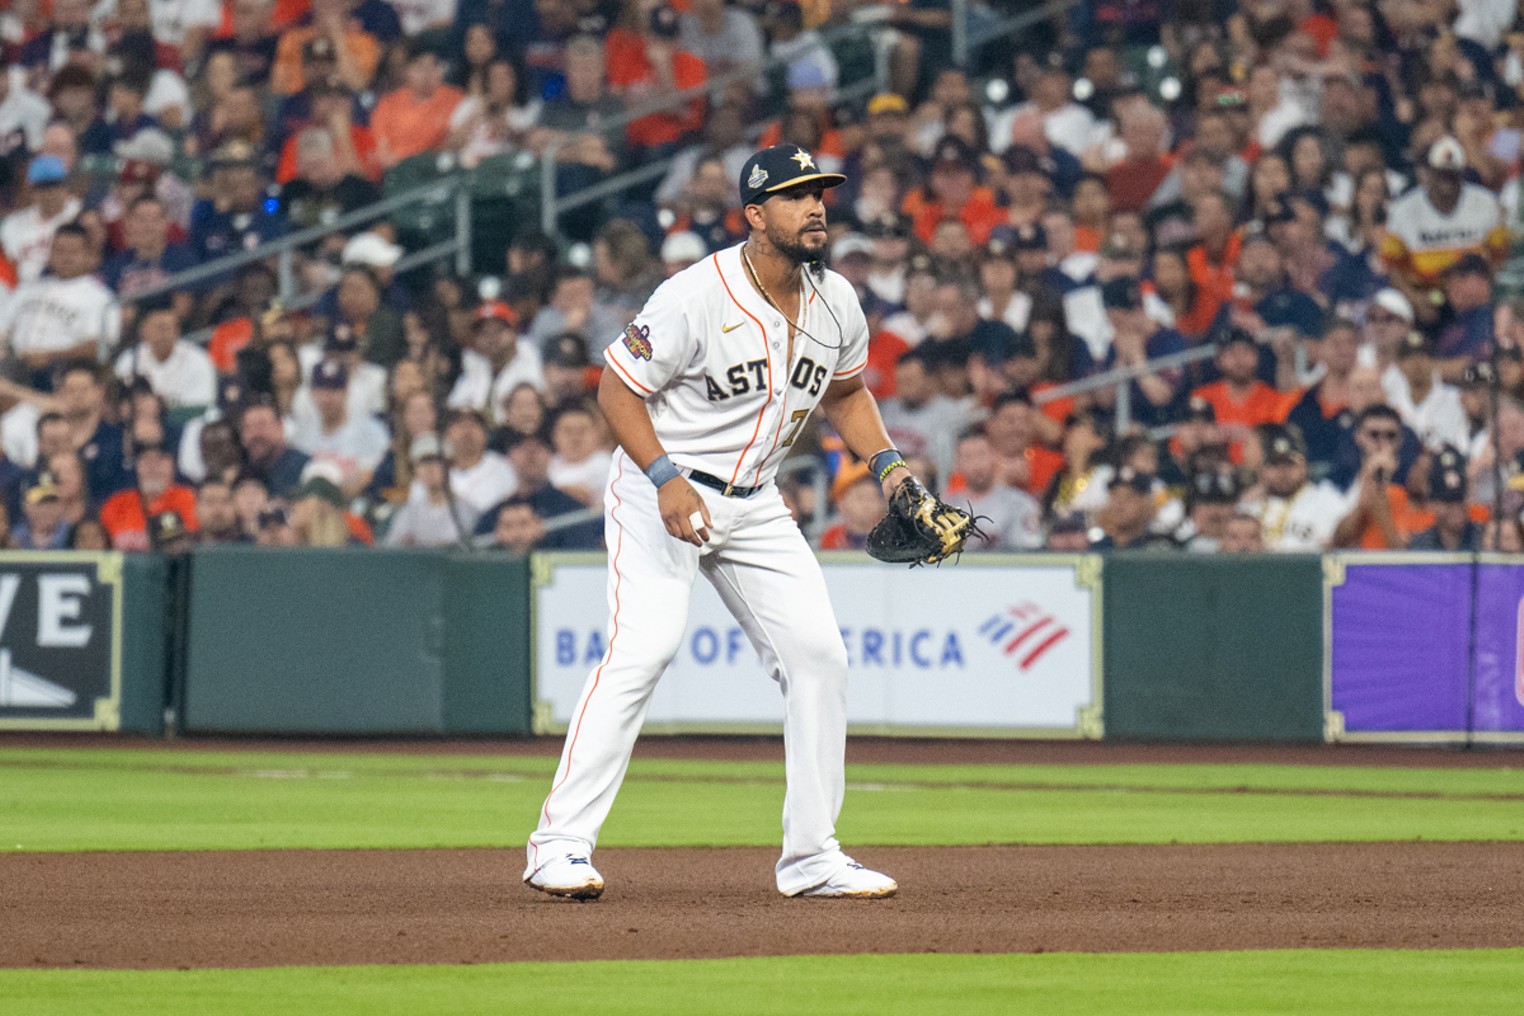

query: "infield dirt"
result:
(4, 841), (1522, 969)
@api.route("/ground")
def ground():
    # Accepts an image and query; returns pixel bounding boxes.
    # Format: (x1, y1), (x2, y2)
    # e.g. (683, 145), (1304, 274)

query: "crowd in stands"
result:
(1, 0), (1524, 555)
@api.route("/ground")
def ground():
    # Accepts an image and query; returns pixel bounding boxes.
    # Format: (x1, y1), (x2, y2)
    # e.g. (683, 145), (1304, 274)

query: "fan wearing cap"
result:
(271, 0), (382, 97)
(1242, 424), (1347, 551)
(1091, 465), (1177, 550)
(1380, 136), (1507, 306)
(901, 136), (1006, 246)
(1179, 469), (1245, 553)
(0, 223), (118, 388)
(1190, 327), (1286, 462)
(384, 433), (480, 548)
(0, 155), (83, 285)
(1096, 276), (1190, 428)
(1408, 447), (1483, 550)
(98, 441), (199, 551)
(12, 472), (70, 550)
(1387, 330), (1468, 452)
(527, 144), (908, 901)
(289, 358), (391, 496)
(446, 299), (545, 425)
(113, 296), (217, 409)
(1434, 253), (1497, 373)
(188, 143), (287, 261)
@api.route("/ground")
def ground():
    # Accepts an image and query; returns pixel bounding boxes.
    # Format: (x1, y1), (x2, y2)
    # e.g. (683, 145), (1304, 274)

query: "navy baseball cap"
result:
(739, 146), (846, 207)
(311, 359), (348, 389)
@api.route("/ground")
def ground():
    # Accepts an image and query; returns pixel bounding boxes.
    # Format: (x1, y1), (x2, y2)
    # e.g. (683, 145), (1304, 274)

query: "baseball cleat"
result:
(797, 861), (897, 899)
(525, 855), (605, 900)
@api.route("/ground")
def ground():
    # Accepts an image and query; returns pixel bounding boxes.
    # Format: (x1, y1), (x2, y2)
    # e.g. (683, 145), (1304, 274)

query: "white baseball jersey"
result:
(531, 241), (876, 897)
(1245, 481), (1347, 552)
(0, 274), (118, 355)
(603, 242), (869, 488)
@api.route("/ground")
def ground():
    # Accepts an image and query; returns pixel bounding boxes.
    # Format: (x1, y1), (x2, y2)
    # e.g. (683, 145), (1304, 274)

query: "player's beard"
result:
(771, 226), (827, 267)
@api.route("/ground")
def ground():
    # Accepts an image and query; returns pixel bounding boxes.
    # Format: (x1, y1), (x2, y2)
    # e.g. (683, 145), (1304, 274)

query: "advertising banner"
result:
(1325, 556), (1524, 743)
(532, 554), (1102, 738)
(0, 553), (125, 730)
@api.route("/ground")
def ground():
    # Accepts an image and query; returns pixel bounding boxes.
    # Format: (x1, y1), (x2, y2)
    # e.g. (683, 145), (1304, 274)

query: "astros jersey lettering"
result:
(602, 243), (869, 488)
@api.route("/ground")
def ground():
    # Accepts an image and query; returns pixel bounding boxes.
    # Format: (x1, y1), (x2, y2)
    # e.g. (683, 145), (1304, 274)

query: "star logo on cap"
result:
(791, 149), (816, 170)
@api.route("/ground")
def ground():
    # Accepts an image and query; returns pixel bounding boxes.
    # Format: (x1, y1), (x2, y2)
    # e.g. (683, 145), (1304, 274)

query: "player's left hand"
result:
(658, 477), (712, 546)
(866, 476), (987, 566)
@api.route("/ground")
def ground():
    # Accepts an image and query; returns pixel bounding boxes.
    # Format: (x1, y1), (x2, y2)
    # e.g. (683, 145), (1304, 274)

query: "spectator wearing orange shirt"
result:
(1332, 405), (1410, 550)
(604, 4), (708, 156)
(902, 136), (1006, 246)
(1185, 190), (1241, 308)
(274, 75), (378, 184)
(99, 442), (200, 551)
(818, 470), (886, 551)
(1192, 328), (1285, 460)
(271, 0), (381, 97)
(371, 42), (465, 170)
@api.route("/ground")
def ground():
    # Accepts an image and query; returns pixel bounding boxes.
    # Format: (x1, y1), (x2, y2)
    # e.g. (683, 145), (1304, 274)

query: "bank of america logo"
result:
(978, 603), (1070, 671)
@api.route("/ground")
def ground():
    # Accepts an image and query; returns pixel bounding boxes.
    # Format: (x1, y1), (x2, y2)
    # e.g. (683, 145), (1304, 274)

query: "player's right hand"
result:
(659, 477), (712, 546)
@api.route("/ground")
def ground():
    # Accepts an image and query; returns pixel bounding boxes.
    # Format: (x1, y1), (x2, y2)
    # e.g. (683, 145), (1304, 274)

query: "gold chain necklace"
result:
(741, 243), (802, 326)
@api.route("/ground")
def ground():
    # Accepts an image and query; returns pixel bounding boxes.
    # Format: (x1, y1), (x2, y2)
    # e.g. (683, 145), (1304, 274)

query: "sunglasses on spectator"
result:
(1361, 428), (1400, 442)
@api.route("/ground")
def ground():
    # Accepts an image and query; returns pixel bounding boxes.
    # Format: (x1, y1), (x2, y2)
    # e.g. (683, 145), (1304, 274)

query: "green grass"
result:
(4, 950), (1522, 1016)
(2, 747), (1521, 852)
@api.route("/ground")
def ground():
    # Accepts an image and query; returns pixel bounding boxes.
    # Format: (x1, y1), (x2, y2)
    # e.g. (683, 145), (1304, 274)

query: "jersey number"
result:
(782, 409), (809, 448)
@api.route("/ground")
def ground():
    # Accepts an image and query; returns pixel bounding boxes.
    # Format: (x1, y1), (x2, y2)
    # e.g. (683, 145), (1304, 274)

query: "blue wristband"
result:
(869, 448), (905, 481)
(645, 454), (681, 489)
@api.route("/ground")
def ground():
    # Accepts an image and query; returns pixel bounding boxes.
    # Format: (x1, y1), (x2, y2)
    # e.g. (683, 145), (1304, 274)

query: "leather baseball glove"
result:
(865, 477), (986, 565)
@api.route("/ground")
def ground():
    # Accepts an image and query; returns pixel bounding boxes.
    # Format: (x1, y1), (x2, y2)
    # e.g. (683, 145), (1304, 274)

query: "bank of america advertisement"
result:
(532, 555), (1102, 737)
(0, 553), (125, 730)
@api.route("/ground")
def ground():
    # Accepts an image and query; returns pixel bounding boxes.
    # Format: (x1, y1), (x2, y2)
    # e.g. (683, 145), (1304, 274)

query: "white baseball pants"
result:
(526, 451), (853, 895)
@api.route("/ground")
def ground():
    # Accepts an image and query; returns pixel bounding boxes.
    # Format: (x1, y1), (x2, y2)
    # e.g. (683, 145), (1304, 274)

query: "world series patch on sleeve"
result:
(622, 323), (653, 360)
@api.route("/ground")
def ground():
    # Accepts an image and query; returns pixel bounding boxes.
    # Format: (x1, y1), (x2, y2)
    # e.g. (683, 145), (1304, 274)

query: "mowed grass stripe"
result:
(3, 756), (1522, 852)
(4, 950), (1522, 1016)
(2, 747), (1521, 796)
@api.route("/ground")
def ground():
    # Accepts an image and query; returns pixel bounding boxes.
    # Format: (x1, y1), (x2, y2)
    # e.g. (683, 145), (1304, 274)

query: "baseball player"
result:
(525, 145), (919, 900)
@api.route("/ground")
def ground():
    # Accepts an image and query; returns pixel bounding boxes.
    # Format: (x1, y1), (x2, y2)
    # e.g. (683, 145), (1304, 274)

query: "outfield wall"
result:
(2, 549), (1520, 743)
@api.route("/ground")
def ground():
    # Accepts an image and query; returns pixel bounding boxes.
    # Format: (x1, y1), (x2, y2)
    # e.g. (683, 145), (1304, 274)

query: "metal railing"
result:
(537, 0), (1072, 238)
(1033, 343), (1221, 431)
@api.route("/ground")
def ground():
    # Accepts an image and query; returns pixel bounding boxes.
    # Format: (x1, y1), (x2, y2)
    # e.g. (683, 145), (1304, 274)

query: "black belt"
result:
(687, 469), (764, 498)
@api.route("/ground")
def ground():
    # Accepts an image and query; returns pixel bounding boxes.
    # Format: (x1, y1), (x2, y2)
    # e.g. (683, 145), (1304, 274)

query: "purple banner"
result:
(1329, 562), (1524, 737)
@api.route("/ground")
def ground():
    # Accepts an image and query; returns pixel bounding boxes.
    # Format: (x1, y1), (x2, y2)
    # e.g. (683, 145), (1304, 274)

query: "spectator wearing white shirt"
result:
(0, 155), (84, 285)
(1243, 425), (1347, 552)
(1, 223), (117, 389)
(1387, 331), (1468, 452)
(289, 359), (391, 497)
(293, 326), (387, 436)
(113, 297), (216, 409)
(447, 299), (544, 425)
(546, 401), (611, 507)
(385, 433), (478, 548)
(679, 0), (764, 86)
(950, 428), (1043, 551)
(444, 408), (517, 514)
(988, 62), (1098, 159)
(0, 68), (52, 156)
